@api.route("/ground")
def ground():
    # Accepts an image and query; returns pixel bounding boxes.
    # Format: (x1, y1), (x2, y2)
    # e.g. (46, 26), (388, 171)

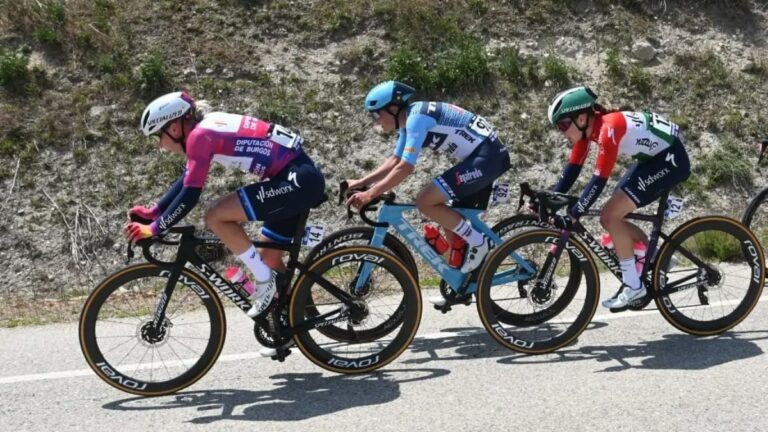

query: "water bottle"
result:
(601, 233), (647, 274)
(225, 266), (256, 298)
(600, 233), (614, 249)
(424, 225), (449, 254)
(449, 237), (467, 269)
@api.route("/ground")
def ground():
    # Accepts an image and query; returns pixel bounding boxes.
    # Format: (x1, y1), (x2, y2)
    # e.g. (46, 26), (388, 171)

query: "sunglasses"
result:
(556, 117), (573, 132)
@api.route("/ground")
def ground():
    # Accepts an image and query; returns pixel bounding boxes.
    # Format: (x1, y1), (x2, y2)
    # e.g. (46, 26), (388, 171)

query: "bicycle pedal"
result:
(270, 348), (292, 362)
(436, 303), (453, 313)
(609, 305), (629, 314)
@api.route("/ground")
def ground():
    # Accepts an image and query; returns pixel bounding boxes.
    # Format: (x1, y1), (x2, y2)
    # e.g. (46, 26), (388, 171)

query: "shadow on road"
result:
(402, 321), (609, 364)
(402, 325), (765, 373)
(102, 368), (449, 423)
(498, 330), (766, 372)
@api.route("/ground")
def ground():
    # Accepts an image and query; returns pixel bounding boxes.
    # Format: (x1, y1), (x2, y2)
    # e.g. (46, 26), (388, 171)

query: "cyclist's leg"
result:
(425, 139), (511, 273)
(604, 142), (691, 308)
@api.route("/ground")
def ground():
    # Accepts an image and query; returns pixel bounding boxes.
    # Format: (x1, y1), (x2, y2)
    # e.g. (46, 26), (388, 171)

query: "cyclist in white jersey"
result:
(346, 81), (511, 290)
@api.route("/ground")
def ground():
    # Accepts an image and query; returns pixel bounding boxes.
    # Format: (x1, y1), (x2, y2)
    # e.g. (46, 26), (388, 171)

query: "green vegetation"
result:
(696, 139), (753, 190)
(139, 52), (173, 99)
(685, 231), (743, 262)
(0, 50), (30, 91)
(543, 54), (571, 88)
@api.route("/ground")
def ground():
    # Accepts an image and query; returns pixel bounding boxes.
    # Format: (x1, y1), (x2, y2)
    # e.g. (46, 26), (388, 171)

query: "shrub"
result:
(0, 50), (30, 91)
(139, 52), (172, 98)
(627, 65), (652, 95)
(543, 54), (570, 88)
(686, 230), (743, 262)
(697, 139), (753, 190)
(386, 47), (433, 92)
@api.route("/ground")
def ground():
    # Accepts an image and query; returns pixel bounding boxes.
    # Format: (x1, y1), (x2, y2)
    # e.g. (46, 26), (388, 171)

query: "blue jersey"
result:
(393, 102), (498, 166)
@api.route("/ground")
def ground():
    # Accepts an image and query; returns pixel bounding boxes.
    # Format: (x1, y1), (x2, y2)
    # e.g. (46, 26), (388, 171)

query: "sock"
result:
(620, 258), (641, 290)
(452, 219), (485, 247)
(238, 245), (272, 283)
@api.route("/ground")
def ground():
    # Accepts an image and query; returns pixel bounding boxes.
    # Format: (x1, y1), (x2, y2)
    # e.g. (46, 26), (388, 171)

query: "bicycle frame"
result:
(356, 202), (537, 295)
(541, 191), (717, 298)
(132, 213), (360, 336)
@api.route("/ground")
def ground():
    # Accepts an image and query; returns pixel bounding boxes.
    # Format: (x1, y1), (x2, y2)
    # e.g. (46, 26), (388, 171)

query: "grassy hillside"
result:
(0, 0), (767, 324)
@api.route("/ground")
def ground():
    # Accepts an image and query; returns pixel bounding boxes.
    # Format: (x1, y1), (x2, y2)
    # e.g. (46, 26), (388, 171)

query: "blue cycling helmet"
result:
(365, 81), (415, 112)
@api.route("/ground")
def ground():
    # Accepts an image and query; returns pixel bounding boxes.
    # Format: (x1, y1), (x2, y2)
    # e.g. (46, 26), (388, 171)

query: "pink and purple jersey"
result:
(183, 112), (303, 188)
(147, 113), (305, 234)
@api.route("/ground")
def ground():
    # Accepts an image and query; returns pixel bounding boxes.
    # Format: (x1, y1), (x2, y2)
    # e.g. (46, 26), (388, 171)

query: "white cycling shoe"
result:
(259, 340), (295, 358)
(246, 273), (277, 318)
(602, 284), (647, 309)
(460, 236), (494, 274)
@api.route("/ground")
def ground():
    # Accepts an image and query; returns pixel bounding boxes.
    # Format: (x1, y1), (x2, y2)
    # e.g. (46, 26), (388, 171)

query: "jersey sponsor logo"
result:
(575, 184), (599, 214)
(436, 176), (456, 199)
(446, 142), (458, 154)
(403, 148), (416, 154)
(607, 128), (618, 146)
(625, 112), (645, 128)
(148, 109), (184, 127)
(157, 203), (187, 230)
(636, 138), (660, 152)
(455, 168), (483, 185)
(425, 132), (448, 151)
(636, 167), (671, 192)
(665, 153), (678, 168)
(455, 129), (477, 144)
(427, 102), (438, 114)
(254, 184), (295, 203)
(242, 116), (260, 130)
(252, 163), (267, 178)
(287, 171), (301, 188)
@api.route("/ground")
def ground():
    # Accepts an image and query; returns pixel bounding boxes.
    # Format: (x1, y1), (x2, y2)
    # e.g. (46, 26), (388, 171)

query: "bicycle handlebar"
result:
(517, 182), (579, 222)
(339, 181), (394, 228)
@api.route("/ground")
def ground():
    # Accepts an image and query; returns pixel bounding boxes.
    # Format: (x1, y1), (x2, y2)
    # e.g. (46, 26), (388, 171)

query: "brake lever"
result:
(126, 241), (134, 265)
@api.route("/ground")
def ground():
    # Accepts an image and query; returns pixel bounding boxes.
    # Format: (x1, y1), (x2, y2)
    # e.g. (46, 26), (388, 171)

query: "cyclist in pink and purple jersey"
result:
(124, 91), (325, 318)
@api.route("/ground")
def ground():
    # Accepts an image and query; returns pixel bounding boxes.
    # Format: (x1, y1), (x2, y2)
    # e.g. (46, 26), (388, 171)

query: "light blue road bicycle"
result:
(305, 182), (595, 354)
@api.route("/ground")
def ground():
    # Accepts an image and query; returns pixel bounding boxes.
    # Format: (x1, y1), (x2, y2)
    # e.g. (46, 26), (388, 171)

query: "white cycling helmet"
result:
(139, 91), (195, 136)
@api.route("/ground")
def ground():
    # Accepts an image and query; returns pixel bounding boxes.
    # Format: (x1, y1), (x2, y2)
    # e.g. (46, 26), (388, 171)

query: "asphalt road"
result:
(2, 289), (768, 432)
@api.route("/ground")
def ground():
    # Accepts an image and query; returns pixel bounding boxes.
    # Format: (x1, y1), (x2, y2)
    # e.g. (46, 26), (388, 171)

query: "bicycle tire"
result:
(79, 264), (226, 396)
(476, 229), (600, 354)
(653, 216), (765, 335)
(302, 226), (417, 342)
(742, 187), (768, 279)
(289, 246), (421, 373)
(489, 214), (584, 324)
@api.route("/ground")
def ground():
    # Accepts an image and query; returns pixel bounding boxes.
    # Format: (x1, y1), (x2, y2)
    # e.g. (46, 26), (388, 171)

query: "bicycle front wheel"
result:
(79, 264), (226, 396)
(476, 229), (599, 354)
(654, 216), (765, 335)
(289, 246), (421, 373)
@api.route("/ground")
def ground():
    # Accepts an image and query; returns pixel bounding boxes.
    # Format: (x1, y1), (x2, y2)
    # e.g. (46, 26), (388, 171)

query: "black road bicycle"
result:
(741, 139), (768, 274)
(476, 183), (766, 354)
(79, 200), (422, 396)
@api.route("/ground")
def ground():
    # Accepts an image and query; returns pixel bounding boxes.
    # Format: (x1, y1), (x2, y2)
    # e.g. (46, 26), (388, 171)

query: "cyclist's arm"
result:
(368, 159), (414, 197)
(148, 159), (209, 234)
(568, 137), (618, 219)
(552, 139), (588, 193)
(152, 171), (186, 214)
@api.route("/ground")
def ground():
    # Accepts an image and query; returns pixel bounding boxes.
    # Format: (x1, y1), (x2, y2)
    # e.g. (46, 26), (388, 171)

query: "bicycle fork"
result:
(532, 229), (571, 304)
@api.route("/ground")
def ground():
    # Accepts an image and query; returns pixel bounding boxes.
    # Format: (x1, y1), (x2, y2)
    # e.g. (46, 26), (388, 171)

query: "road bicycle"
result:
(741, 139), (768, 276)
(476, 183), (766, 354)
(79, 198), (422, 396)
(307, 182), (588, 353)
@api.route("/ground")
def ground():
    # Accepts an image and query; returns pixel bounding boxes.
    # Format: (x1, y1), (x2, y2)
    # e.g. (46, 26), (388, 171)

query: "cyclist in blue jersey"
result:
(346, 81), (511, 303)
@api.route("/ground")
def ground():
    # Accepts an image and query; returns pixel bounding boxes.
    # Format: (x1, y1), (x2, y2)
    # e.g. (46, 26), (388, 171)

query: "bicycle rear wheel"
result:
(654, 216), (765, 335)
(476, 229), (599, 354)
(289, 246), (421, 373)
(79, 264), (226, 396)
(742, 188), (768, 275)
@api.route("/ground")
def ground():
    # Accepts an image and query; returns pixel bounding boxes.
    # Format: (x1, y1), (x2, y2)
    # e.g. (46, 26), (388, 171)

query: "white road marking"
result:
(1, 295), (765, 385)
